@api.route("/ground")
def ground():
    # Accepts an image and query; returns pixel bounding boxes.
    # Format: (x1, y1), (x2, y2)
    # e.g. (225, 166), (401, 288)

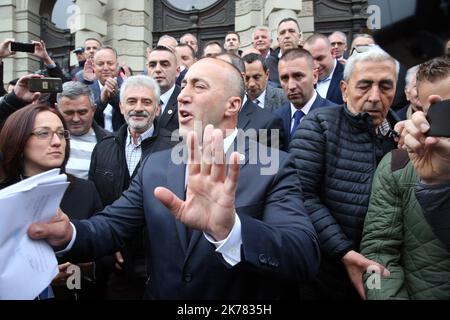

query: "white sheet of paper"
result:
(0, 169), (69, 300)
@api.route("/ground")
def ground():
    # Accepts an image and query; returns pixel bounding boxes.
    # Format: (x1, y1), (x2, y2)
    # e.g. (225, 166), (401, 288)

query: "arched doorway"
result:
(40, 0), (74, 73)
(153, 0), (235, 54)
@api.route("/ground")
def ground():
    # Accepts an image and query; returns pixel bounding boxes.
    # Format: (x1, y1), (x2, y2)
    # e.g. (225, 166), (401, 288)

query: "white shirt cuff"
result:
(204, 214), (242, 266)
(55, 222), (77, 256)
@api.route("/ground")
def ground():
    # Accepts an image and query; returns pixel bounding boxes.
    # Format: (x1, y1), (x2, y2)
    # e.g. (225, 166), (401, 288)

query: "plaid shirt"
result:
(125, 126), (155, 175)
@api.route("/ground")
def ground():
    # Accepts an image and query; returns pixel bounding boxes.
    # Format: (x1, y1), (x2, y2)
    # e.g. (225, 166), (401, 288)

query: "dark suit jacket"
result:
(158, 85), (180, 134)
(176, 68), (188, 87)
(90, 78), (125, 132)
(325, 61), (344, 105)
(65, 138), (320, 299)
(266, 48), (281, 88)
(274, 94), (337, 149)
(238, 99), (286, 151)
(264, 85), (288, 112)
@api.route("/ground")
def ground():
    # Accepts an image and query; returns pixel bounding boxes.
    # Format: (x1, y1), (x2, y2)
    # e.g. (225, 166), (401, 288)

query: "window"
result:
(51, 0), (74, 29)
(166, 0), (220, 11)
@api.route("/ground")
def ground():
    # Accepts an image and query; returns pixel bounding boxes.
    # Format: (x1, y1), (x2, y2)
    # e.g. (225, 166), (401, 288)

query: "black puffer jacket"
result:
(289, 105), (398, 259)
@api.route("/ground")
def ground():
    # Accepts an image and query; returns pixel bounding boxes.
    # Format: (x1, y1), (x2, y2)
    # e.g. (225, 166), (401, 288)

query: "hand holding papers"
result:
(0, 169), (69, 300)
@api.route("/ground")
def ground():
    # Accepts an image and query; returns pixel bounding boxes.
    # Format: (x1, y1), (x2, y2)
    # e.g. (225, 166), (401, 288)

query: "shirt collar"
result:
(319, 59), (337, 83)
(224, 128), (238, 154)
(160, 85), (176, 110)
(290, 91), (317, 118)
(126, 125), (155, 147)
(255, 89), (266, 107)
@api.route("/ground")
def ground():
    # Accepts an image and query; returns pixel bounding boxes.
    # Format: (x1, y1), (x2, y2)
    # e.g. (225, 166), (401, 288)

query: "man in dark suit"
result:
(90, 46), (125, 132)
(242, 53), (288, 112)
(147, 45), (181, 134)
(216, 53), (286, 151)
(29, 58), (320, 300)
(274, 48), (337, 148)
(304, 34), (344, 105)
(266, 18), (303, 88)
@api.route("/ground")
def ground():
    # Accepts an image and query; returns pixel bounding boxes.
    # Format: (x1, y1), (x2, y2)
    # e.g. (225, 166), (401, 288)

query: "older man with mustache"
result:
(88, 75), (177, 299)
(289, 47), (400, 300)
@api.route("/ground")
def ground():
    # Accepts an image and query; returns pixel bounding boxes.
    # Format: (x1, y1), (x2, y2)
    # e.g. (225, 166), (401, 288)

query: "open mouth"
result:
(179, 110), (194, 124)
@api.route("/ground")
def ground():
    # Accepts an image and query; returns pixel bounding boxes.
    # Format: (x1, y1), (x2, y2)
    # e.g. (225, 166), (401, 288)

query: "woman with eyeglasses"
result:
(0, 103), (104, 300)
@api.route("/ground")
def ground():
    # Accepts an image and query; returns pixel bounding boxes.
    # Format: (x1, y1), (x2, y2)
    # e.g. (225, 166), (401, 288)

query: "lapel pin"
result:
(168, 110), (173, 115)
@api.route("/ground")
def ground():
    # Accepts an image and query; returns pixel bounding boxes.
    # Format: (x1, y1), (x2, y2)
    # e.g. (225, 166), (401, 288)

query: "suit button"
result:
(183, 273), (192, 283)
(269, 259), (279, 268)
(259, 254), (268, 265)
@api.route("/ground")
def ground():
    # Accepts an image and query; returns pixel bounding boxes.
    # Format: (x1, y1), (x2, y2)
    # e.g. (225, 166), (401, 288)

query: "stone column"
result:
(71, 0), (108, 47)
(103, 0), (151, 75)
(235, 0), (265, 50)
(0, 0), (17, 82)
(264, 0), (303, 48)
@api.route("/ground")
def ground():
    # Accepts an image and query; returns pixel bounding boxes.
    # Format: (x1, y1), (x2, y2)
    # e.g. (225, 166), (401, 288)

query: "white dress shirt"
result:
(159, 85), (176, 114)
(290, 91), (317, 132)
(316, 60), (336, 99)
(98, 81), (114, 132)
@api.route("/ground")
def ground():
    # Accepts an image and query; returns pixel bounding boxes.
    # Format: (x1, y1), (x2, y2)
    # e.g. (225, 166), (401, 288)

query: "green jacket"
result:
(360, 150), (450, 300)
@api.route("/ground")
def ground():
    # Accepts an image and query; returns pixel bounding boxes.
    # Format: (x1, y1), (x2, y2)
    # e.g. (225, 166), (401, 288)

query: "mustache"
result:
(128, 111), (150, 117)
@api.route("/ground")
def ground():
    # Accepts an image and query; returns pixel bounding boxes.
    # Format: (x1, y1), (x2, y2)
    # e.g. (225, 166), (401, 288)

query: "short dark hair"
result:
(280, 48), (315, 69)
(176, 43), (195, 59)
(417, 56), (450, 85)
(0, 104), (70, 183)
(149, 45), (178, 63)
(278, 18), (300, 31)
(304, 33), (330, 48)
(242, 53), (268, 72)
(226, 31), (240, 42)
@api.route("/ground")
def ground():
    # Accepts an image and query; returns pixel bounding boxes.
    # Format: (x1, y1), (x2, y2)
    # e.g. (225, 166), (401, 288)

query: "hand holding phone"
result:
(426, 99), (450, 137)
(10, 42), (36, 53)
(27, 77), (63, 93)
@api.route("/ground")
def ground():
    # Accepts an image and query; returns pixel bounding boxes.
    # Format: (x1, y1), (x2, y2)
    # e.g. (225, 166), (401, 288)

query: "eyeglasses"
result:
(31, 129), (71, 140)
(330, 41), (345, 47)
(350, 44), (379, 56)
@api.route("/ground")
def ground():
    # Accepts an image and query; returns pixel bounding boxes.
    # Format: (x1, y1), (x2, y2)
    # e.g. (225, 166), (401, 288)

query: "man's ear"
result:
(225, 96), (241, 117)
(92, 104), (97, 113)
(155, 104), (161, 117)
(340, 80), (348, 103)
(119, 101), (125, 115)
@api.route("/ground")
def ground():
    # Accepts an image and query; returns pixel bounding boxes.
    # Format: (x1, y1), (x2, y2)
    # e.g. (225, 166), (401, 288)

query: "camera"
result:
(28, 78), (63, 93)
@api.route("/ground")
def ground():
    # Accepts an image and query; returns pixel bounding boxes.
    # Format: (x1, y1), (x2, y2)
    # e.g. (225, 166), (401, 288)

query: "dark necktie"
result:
(290, 110), (305, 140)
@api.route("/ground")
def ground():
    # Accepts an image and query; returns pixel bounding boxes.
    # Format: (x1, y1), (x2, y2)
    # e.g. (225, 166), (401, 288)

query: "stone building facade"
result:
(0, 0), (368, 83)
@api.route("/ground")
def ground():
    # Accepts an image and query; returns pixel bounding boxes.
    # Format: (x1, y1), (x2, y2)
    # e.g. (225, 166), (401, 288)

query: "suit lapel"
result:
(167, 147), (188, 254)
(237, 100), (252, 130)
(160, 86), (180, 128)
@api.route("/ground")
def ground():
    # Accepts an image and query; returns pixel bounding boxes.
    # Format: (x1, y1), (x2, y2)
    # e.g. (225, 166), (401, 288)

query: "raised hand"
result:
(399, 96), (450, 184)
(155, 125), (240, 241)
(0, 38), (15, 58)
(83, 57), (96, 82)
(32, 40), (54, 66)
(13, 74), (43, 102)
(100, 77), (118, 103)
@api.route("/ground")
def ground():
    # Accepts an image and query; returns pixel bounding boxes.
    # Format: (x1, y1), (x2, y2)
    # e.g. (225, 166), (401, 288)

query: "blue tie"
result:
(290, 110), (305, 139)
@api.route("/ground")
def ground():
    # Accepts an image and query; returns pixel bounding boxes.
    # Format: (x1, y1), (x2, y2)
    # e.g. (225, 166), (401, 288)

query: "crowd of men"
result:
(1, 16), (450, 300)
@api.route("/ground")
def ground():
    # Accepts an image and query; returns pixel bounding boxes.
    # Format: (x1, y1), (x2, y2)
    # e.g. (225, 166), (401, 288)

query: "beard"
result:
(126, 111), (153, 133)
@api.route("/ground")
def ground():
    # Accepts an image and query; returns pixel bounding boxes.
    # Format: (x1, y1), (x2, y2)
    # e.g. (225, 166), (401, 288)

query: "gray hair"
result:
(252, 26), (271, 39)
(120, 75), (161, 104)
(328, 31), (347, 45)
(405, 65), (419, 89)
(343, 47), (399, 82)
(57, 81), (95, 111)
